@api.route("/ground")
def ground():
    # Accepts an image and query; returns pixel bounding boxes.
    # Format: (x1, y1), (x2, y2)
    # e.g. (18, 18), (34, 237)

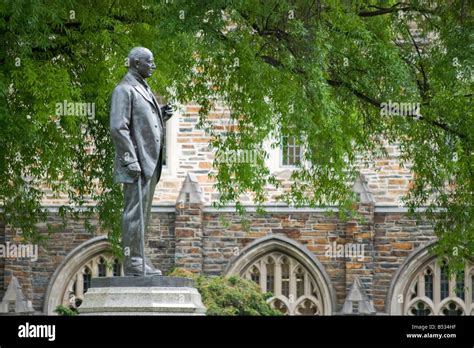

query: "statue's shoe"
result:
(124, 263), (162, 276)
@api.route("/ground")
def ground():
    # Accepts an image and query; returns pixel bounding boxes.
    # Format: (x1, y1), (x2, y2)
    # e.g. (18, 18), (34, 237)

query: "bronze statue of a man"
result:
(110, 47), (173, 276)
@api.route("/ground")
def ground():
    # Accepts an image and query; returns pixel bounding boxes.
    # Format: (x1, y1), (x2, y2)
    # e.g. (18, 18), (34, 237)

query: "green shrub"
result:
(54, 305), (79, 316)
(167, 268), (281, 316)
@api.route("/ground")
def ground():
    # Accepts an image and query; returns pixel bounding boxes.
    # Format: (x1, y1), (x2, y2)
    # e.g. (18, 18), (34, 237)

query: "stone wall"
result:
(0, 196), (438, 314)
(1, 210), (176, 311)
(372, 212), (437, 311)
(175, 201), (204, 272)
(146, 210), (177, 274)
(199, 205), (436, 312)
(163, 105), (416, 206)
(202, 210), (347, 307)
(2, 213), (95, 310)
(38, 102), (416, 208)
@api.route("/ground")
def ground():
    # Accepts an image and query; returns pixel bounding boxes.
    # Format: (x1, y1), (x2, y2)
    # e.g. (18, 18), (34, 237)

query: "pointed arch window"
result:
(242, 251), (324, 315)
(404, 261), (473, 316)
(83, 267), (92, 293)
(265, 257), (275, 293)
(225, 236), (335, 315)
(424, 268), (434, 300)
(63, 254), (123, 310)
(97, 258), (107, 277)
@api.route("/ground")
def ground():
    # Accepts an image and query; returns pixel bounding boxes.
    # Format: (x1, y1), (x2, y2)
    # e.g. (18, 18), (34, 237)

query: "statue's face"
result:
(134, 51), (156, 79)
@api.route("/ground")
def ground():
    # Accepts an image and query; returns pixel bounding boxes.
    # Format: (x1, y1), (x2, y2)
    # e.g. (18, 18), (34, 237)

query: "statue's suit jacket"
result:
(110, 72), (171, 184)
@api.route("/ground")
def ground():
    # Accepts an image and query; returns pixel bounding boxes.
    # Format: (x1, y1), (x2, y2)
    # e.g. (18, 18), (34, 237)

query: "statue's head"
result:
(128, 47), (155, 79)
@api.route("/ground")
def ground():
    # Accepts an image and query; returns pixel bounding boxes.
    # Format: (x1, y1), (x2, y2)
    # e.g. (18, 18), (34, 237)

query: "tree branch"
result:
(407, 27), (429, 96)
(260, 54), (468, 141)
(226, 8), (468, 142)
(358, 4), (413, 17)
(327, 80), (467, 141)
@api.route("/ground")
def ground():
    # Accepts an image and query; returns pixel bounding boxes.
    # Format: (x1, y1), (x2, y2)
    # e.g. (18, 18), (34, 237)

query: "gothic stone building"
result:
(0, 104), (472, 316)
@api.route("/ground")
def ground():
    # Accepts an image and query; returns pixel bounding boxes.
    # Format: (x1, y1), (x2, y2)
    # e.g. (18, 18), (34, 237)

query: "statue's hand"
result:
(163, 104), (173, 117)
(126, 162), (141, 178)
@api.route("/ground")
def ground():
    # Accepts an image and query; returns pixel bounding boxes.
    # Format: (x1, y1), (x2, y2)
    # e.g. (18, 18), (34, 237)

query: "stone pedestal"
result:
(80, 276), (206, 315)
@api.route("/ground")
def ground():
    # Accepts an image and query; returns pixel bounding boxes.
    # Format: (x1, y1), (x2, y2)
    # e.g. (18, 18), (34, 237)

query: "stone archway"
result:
(387, 241), (473, 315)
(43, 236), (115, 315)
(224, 235), (336, 315)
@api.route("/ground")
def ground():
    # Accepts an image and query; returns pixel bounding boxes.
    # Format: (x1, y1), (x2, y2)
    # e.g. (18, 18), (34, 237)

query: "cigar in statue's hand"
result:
(156, 95), (173, 117)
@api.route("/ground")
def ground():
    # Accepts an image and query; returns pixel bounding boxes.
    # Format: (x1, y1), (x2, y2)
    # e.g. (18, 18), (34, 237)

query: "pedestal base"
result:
(79, 276), (206, 315)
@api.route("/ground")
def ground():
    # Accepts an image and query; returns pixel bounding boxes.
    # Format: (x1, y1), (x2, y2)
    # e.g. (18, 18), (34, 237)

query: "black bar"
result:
(0, 315), (472, 346)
